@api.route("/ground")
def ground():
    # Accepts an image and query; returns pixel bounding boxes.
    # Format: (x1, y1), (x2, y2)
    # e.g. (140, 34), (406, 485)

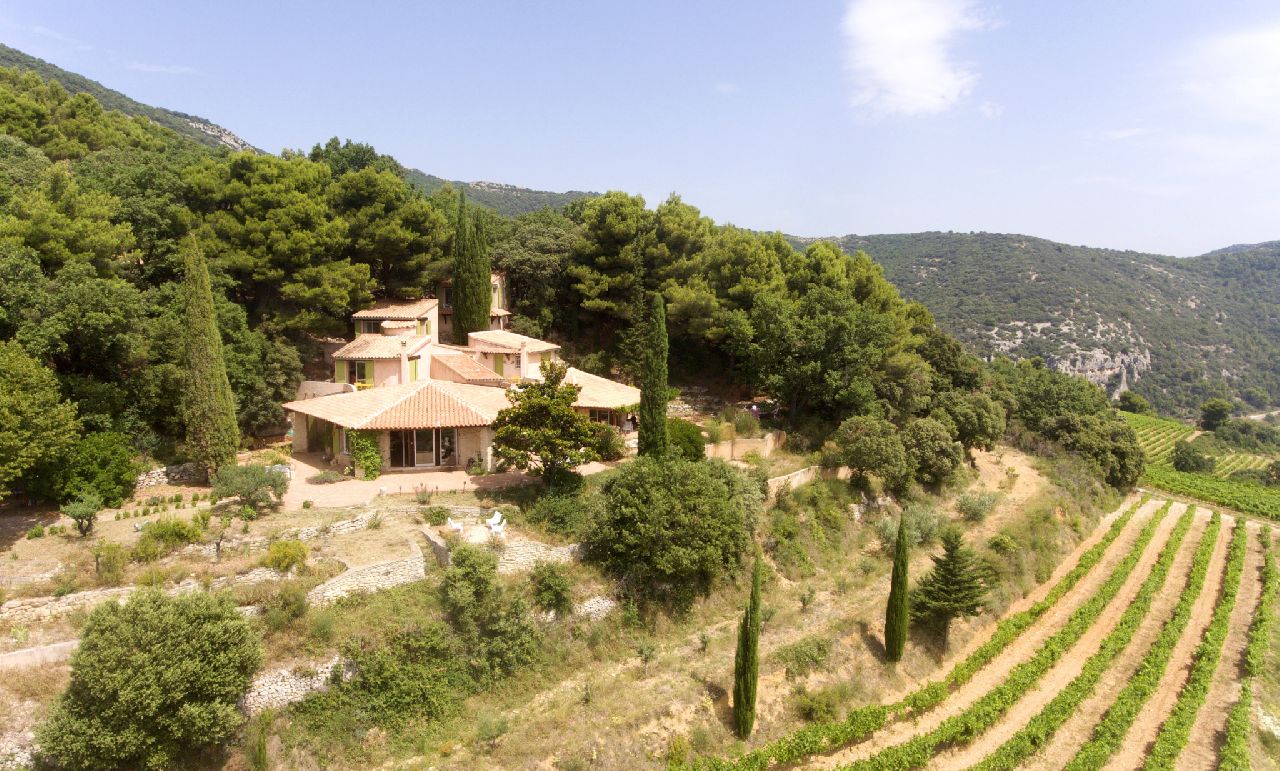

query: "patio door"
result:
(388, 430), (415, 468)
(414, 429), (436, 467)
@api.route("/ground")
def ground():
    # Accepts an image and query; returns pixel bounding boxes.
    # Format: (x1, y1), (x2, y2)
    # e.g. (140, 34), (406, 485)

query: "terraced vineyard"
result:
(1126, 413), (1280, 519)
(684, 496), (1275, 770)
(1127, 413), (1196, 465)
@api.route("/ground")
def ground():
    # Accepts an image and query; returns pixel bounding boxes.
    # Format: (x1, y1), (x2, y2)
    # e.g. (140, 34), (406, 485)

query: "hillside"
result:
(793, 232), (1280, 416)
(0, 43), (253, 152)
(402, 168), (595, 217)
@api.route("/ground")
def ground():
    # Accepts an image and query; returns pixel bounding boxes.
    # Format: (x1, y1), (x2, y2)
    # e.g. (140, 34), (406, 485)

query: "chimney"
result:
(399, 339), (409, 383)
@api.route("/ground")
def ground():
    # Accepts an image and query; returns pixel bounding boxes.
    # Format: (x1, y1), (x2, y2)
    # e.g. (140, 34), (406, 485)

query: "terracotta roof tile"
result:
(431, 352), (506, 384)
(467, 330), (560, 353)
(352, 298), (438, 320)
(563, 367), (641, 409)
(284, 381), (512, 429)
(333, 334), (431, 360)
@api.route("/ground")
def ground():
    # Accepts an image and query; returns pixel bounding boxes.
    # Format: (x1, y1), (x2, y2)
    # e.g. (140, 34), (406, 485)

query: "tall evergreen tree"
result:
(733, 551), (763, 738)
(180, 236), (240, 479)
(911, 528), (991, 650)
(637, 292), (669, 458)
(451, 189), (492, 344)
(885, 514), (909, 662)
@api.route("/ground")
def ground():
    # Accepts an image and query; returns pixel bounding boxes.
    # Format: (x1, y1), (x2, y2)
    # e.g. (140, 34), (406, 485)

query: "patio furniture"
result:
(446, 517), (464, 534)
(488, 520), (506, 537)
(485, 510), (504, 527)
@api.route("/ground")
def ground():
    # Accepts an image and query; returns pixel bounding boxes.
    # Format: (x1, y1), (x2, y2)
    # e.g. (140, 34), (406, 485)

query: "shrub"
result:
(527, 493), (595, 538)
(793, 685), (843, 723)
(262, 582), (309, 632)
(1171, 440), (1216, 473)
(306, 470), (347, 485)
(422, 505), (451, 526)
(873, 503), (942, 553)
(957, 490), (1000, 522)
(731, 409), (761, 438)
(300, 623), (470, 729)
(585, 457), (761, 610)
(211, 464), (288, 513)
(26, 432), (142, 508)
(667, 418), (706, 462)
(26, 524), (44, 539)
(92, 541), (128, 586)
(529, 561), (573, 616)
(130, 535), (162, 564)
(36, 590), (261, 770)
(63, 492), (103, 537)
(301, 499), (313, 509)
(588, 422), (626, 462)
(261, 540), (308, 573)
(441, 545), (541, 681)
(775, 635), (833, 679)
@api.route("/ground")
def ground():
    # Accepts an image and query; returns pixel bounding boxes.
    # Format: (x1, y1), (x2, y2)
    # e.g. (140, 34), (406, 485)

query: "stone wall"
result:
(704, 430), (784, 461)
(0, 567), (285, 625)
(306, 543), (426, 606)
(241, 656), (352, 715)
(496, 538), (578, 574)
(134, 462), (205, 491)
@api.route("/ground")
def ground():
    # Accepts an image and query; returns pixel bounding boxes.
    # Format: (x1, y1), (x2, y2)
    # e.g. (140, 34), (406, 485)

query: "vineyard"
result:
(1126, 413), (1280, 519)
(684, 496), (1275, 770)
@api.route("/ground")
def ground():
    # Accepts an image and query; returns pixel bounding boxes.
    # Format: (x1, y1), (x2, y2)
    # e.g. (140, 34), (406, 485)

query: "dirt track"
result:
(810, 496), (1162, 768)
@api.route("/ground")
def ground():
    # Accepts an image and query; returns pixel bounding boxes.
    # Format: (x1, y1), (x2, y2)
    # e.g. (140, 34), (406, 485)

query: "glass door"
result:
(414, 429), (435, 467)
(388, 430), (414, 468)
(439, 429), (457, 467)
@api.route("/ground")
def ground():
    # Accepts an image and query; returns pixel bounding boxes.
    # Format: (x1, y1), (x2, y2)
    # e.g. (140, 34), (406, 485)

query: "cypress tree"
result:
(733, 551), (763, 738)
(451, 189), (492, 344)
(885, 514), (909, 661)
(180, 236), (240, 480)
(911, 527), (991, 650)
(637, 292), (669, 458)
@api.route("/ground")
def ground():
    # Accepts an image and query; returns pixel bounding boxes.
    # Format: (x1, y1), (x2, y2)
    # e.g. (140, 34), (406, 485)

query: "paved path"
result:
(282, 452), (538, 510)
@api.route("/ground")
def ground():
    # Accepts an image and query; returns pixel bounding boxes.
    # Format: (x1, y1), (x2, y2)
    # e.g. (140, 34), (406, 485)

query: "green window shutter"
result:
(493, 355), (504, 377)
(360, 362), (373, 386)
(336, 360), (348, 383)
(409, 359), (419, 381)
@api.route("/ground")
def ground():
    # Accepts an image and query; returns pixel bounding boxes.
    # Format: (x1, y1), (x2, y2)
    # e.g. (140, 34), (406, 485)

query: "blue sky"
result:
(2, 1), (1279, 256)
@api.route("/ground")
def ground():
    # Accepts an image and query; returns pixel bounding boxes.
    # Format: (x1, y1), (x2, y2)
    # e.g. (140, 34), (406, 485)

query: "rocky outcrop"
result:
(1052, 347), (1152, 393)
(185, 118), (255, 152)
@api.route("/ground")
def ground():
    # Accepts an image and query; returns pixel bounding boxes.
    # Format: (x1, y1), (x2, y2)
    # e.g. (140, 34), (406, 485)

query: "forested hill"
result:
(403, 169), (595, 217)
(788, 232), (1280, 417)
(0, 43), (254, 152)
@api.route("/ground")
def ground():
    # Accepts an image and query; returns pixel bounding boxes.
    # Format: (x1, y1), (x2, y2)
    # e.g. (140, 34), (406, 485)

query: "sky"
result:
(1, 0), (1279, 256)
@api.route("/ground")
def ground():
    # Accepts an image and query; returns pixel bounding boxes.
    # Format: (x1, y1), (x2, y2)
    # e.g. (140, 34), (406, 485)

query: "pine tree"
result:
(733, 551), (763, 738)
(180, 236), (240, 480)
(637, 292), (669, 458)
(885, 514), (909, 661)
(451, 190), (492, 344)
(911, 527), (991, 650)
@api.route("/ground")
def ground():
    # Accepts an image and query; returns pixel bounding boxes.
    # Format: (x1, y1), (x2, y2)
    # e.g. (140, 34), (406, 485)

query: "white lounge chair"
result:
(446, 517), (464, 534)
(488, 520), (506, 537)
(485, 510), (504, 527)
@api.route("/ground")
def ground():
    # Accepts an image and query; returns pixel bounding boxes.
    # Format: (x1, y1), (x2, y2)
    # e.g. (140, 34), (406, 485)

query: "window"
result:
(347, 361), (371, 388)
(339, 429), (349, 455)
(589, 409), (614, 424)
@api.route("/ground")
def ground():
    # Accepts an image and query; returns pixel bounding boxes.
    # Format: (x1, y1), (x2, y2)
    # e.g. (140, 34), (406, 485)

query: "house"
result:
(284, 295), (639, 473)
(437, 272), (510, 339)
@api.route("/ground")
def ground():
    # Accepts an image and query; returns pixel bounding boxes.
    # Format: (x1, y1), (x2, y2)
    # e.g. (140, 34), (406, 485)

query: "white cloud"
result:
(978, 100), (1003, 118)
(841, 0), (993, 117)
(1181, 24), (1280, 126)
(127, 61), (197, 75)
